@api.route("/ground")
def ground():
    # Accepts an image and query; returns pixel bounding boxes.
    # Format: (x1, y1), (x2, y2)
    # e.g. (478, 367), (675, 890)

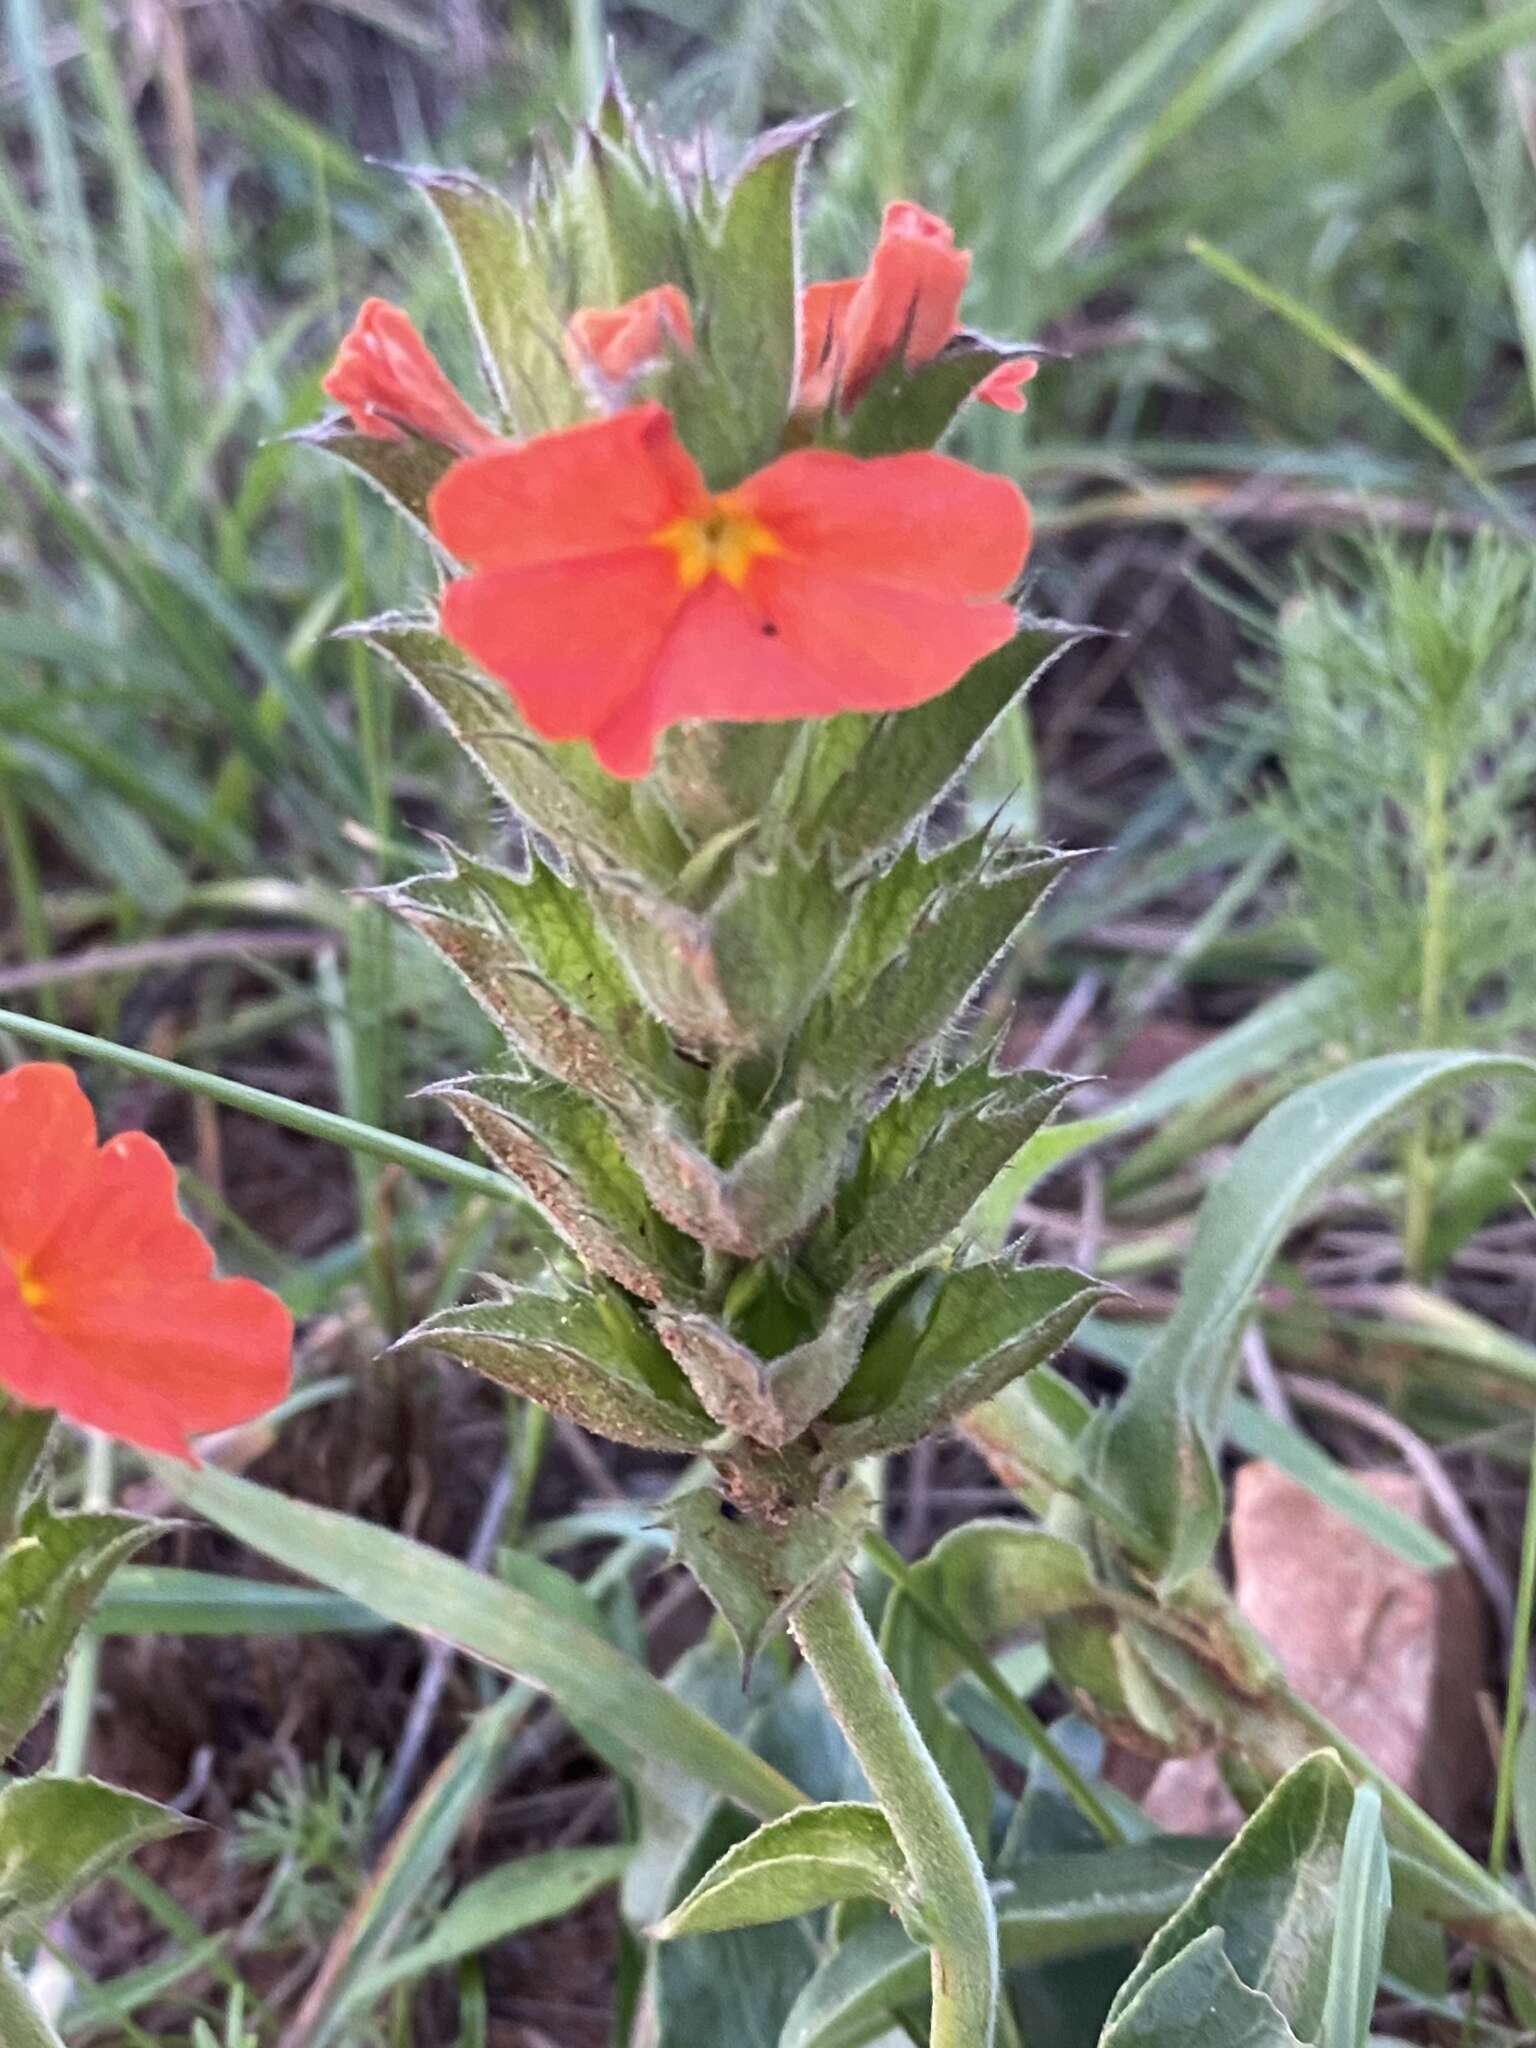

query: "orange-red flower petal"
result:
(796, 202), (1040, 417)
(323, 298), (498, 457)
(565, 285), (694, 387)
(0, 1064), (293, 1460)
(428, 403), (1030, 778)
(975, 356), (1039, 413)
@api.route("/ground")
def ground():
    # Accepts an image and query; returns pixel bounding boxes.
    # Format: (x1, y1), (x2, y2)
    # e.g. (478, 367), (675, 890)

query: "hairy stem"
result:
(1403, 738), (1451, 1276)
(792, 1573), (999, 2048)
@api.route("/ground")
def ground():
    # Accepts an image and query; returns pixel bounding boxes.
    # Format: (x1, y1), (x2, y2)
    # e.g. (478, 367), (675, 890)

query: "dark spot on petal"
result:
(761, 620), (779, 637)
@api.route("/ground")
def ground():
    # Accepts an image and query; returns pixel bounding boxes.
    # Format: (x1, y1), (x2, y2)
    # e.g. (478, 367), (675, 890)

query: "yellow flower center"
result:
(653, 497), (780, 591)
(6, 1253), (49, 1315)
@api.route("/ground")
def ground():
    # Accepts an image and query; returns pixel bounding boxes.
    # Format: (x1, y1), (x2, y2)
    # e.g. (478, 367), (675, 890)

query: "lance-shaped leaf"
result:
(837, 335), (1051, 458)
(0, 1506), (156, 1758)
(655, 1804), (912, 1940)
(0, 1777), (182, 1941)
(655, 1290), (871, 1445)
(588, 846), (850, 1054)
(1105, 1751), (1358, 2044)
(401, 165), (580, 433)
(291, 415), (455, 541)
(1101, 1927), (1304, 2048)
(1088, 1048), (1536, 1593)
(880, 1521), (1100, 1705)
(781, 1840), (1218, 2048)
(799, 845), (1068, 1096)
(809, 624), (1087, 871)
(429, 1071), (700, 1305)
(352, 614), (684, 882)
(587, 123), (697, 305)
(964, 1366), (1098, 1518)
(399, 1276), (716, 1453)
(819, 1260), (1107, 1462)
(701, 114), (830, 473)
(818, 1063), (1076, 1287)
(623, 1091), (856, 1258)
(384, 842), (683, 1112)
(665, 1482), (872, 1669)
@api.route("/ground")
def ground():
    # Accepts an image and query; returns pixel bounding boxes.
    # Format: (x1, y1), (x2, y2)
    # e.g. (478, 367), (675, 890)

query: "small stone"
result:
(1138, 1463), (1488, 1835)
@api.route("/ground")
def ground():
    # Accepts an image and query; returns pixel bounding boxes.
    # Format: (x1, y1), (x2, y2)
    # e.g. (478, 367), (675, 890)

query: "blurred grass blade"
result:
(1187, 237), (1497, 494)
(93, 1568), (382, 1637)
(290, 1688), (532, 2048)
(336, 1846), (629, 2020)
(158, 1459), (804, 1823)
(0, 1009), (520, 1208)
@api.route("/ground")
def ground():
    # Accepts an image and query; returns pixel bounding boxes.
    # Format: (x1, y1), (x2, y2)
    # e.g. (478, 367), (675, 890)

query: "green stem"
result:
(1403, 739), (1451, 1277)
(792, 1573), (998, 2048)
(863, 1531), (1123, 1846)
(1463, 1418), (1536, 2035)
(52, 1430), (112, 1778)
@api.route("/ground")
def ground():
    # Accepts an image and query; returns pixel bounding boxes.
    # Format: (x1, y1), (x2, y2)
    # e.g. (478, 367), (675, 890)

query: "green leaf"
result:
(701, 115), (827, 471)
(969, 968), (1350, 1253)
(0, 1406), (53, 1542)
(624, 1090), (856, 1259)
(428, 1071), (701, 1306)
(1106, 1751), (1357, 2043)
(655, 1287), (871, 1444)
(350, 614), (683, 883)
(1090, 1049), (1536, 1590)
(290, 415), (454, 540)
(401, 1275), (716, 1452)
(799, 845), (1067, 1096)
(1321, 1787), (1391, 2048)
(93, 1568), (382, 1637)
(403, 166), (579, 432)
(665, 1483), (873, 1669)
(0, 1777), (182, 1939)
(338, 1845), (629, 2016)
(810, 626), (1085, 870)
(656, 1803), (910, 1939)
(837, 337), (1044, 457)
(383, 840), (683, 1112)
(880, 1521), (1099, 1707)
(1100, 1926), (1303, 2048)
(0, 1505), (155, 1758)
(158, 1460), (805, 1825)
(820, 1260), (1107, 1461)
(0, 1960), (65, 2048)
(781, 1840), (1216, 2048)
(655, 720), (802, 846)
(821, 1063), (1075, 1287)
(589, 847), (850, 1055)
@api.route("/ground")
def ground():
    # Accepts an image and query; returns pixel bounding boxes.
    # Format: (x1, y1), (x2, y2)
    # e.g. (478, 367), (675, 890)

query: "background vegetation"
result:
(5, 0), (1536, 2040)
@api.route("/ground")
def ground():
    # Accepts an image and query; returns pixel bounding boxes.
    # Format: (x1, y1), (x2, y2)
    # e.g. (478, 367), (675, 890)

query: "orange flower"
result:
(0, 1064), (293, 1460)
(798, 201), (1036, 415)
(429, 401), (1030, 778)
(565, 285), (694, 387)
(323, 298), (498, 457)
